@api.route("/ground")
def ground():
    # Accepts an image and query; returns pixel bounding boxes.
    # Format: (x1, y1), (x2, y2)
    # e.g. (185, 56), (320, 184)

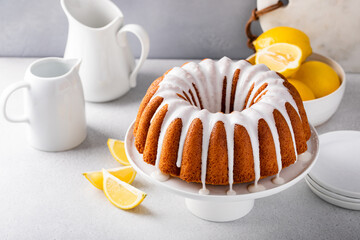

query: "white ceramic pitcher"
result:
(61, 0), (150, 102)
(0, 58), (86, 152)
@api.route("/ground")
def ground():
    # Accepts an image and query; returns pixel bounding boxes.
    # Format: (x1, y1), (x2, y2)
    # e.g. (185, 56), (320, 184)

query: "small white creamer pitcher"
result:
(0, 58), (86, 152)
(61, 0), (150, 102)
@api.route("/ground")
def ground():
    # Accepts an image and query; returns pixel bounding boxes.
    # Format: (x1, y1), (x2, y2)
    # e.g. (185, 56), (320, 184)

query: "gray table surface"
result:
(0, 58), (359, 240)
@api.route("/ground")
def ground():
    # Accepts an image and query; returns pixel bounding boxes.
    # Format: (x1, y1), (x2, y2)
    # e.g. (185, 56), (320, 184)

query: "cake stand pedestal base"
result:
(185, 198), (254, 222)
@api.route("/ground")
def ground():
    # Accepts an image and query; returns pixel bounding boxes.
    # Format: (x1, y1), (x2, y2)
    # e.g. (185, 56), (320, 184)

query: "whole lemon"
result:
(253, 26), (312, 62)
(287, 79), (315, 101)
(293, 61), (340, 98)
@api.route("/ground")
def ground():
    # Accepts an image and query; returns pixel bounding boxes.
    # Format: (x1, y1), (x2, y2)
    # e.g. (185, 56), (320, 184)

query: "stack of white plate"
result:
(306, 131), (360, 210)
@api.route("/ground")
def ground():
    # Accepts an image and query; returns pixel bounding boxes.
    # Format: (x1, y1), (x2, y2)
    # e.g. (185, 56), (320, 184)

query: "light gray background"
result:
(0, 0), (262, 59)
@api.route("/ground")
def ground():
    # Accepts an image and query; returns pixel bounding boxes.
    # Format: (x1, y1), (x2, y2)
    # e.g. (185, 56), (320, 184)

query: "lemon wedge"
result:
(107, 139), (130, 166)
(255, 43), (302, 77)
(83, 166), (136, 190)
(102, 169), (146, 210)
(253, 26), (312, 62)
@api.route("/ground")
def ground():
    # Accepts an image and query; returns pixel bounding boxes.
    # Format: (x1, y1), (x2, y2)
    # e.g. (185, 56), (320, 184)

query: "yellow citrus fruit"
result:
(102, 169), (146, 210)
(107, 139), (130, 166)
(83, 166), (137, 190)
(293, 61), (340, 98)
(287, 79), (315, 101)
(253, 26), (312, 62)
(255, 43), (302, 77)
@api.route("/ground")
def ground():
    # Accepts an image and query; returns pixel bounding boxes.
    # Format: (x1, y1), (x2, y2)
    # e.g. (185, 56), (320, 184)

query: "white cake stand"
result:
(125, 122), (319, 222)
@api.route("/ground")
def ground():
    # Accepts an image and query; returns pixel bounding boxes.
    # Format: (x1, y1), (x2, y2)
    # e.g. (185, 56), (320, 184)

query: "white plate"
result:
(306, 177), (360, 211)
(308, 131), (360, 199)
(306, 176), (360, 203)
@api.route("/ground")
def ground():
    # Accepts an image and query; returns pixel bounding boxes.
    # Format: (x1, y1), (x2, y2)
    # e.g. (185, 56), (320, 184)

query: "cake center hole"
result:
(178, 75), (244, 114)
(178, 76), (268, 114)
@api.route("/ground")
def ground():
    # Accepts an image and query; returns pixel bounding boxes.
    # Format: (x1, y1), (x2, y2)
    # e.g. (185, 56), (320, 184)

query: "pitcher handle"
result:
(0, 81), (30, 123)
(117, 24), (150, 88)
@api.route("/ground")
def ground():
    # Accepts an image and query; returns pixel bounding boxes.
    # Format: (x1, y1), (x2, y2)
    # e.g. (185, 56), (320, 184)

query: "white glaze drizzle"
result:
(199, 187), (210, 195)
(272, 176), (285, 185)
(149, 57), (302, 194)
(248, 183), (266, 193)
(151, 170), (170, 182)
(227, 189), (236, 195)
(298, 151), (312, 162)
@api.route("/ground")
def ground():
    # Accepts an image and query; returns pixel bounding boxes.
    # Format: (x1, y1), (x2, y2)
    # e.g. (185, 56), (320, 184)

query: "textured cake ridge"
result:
(134, 57), (311, 193)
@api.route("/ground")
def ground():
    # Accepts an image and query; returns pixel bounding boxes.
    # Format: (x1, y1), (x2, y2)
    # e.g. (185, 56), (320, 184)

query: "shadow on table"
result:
(131, 178), (151, 190)
(126, 205), (153, 216)
(75, 126), (109, 151)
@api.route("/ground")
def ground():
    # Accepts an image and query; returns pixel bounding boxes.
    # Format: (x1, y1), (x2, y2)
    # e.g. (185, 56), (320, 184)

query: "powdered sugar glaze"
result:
(150, 57), (301, 194)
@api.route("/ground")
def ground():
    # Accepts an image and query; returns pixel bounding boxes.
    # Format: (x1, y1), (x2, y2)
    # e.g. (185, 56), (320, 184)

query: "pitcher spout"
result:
(65, 58), (82, 73)
(27, 57), (82, 79)
(61, 0), (123, 30)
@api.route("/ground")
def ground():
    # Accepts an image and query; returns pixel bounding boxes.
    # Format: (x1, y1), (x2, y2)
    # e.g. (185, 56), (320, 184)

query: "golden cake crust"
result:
(133, 58), (311, 185)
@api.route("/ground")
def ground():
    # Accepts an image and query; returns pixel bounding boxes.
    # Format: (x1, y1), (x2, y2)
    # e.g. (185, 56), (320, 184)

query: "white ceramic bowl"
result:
(246, 53), (346, 127)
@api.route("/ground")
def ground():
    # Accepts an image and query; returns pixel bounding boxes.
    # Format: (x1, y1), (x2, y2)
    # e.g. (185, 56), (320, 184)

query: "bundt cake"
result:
(133, 57), (311, 194)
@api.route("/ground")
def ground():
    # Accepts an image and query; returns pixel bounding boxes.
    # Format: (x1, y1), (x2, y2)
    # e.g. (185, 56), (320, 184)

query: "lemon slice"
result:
(253, 26), (312, 62)
(255, 43), (302, 77)
(83, 166), (137, 190)
(102, 169), (146, 209)
(107, 139), (130, 166)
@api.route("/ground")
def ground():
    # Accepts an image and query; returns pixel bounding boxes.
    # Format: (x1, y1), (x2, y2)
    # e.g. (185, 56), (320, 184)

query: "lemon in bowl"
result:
(287, 79), (315, 101)
(292, 61), (340, 98)
(300, 54), (345, 126)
